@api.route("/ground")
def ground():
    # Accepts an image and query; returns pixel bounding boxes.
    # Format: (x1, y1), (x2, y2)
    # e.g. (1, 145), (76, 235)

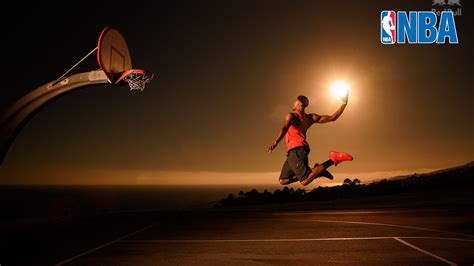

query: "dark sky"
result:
(0, 0), (472, 184)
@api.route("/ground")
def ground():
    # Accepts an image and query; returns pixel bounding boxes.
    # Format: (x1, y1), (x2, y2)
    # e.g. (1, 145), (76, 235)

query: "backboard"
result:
(97, 27), (132, 83)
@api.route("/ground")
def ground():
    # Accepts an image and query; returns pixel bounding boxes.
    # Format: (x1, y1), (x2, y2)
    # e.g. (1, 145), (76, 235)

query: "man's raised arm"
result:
(267, 113), (293, 153)
(312, 93), (348, 124)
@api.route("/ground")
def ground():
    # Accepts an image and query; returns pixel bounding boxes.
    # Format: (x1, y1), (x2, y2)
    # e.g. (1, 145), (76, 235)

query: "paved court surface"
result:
(4, 208), (474, 265)
(51, 208), (474, 265)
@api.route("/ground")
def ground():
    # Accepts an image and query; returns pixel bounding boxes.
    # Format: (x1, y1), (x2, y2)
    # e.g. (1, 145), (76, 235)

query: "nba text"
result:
(381, 10), (458, 45)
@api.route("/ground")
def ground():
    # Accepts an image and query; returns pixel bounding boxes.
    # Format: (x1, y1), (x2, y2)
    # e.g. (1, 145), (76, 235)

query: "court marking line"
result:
(393, 237), (457, 266)
(121, 236), (392, 243)
(119, 236), (474, 243)
(400, 236), (474, 242)
(274, 219), (474, 238)
(55, 224), (154, 266)
(273, 210), (448, 215)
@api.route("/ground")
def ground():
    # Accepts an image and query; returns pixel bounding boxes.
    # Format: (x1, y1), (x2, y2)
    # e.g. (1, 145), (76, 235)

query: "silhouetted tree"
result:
(245, 189), (259, 200)
(294, 188), (305, 200)
(295, 188), (305, 195)
(343, 178), (352, 185)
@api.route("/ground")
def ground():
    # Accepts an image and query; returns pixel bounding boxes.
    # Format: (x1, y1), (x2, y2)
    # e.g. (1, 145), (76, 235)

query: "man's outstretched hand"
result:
(267, 142), (277, 154)
(340, 90), (349, 104)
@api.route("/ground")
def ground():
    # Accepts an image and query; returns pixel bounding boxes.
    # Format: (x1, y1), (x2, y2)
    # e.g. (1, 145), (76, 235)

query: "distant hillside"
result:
(390, 161), (474, 181)
(214, 161), (474, 208)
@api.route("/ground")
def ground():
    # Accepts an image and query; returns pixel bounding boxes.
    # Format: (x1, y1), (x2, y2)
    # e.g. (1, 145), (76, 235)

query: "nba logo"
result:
(381, 10), (396, 44)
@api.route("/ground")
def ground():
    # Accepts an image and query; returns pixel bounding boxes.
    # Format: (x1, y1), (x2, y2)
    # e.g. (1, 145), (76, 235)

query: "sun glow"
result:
(331, 81), (349, 99)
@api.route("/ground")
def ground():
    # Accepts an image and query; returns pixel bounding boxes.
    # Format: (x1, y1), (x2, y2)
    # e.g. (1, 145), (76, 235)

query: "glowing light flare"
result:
(330, 81), (349, 99)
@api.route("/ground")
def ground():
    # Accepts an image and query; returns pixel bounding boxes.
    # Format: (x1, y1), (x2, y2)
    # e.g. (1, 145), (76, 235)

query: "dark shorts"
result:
(279, 146), (312, 182)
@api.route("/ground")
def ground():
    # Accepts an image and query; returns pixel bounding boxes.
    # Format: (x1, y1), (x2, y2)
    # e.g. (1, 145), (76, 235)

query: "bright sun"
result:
(331, 81), (349, 99)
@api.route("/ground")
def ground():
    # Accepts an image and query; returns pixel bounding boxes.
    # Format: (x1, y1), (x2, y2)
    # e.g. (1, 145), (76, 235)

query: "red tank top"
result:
(286, 111), (310, 152)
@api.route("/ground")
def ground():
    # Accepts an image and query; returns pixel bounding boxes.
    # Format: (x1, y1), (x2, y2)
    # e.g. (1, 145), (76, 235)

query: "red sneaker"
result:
(330, 151), (353, 166)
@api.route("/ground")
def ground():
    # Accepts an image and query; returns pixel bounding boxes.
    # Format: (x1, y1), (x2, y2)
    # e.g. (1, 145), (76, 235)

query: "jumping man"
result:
(267, 94), (353, 186)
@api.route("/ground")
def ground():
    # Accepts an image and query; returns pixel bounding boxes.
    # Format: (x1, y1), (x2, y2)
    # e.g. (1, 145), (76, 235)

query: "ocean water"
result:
(0, 185), (281, 224)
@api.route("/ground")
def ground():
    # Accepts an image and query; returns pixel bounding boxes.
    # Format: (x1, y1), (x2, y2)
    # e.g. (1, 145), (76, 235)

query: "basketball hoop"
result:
(97, 27), (154, 92)
(116, 69), (154, 91)
(115, 69), (153, 91)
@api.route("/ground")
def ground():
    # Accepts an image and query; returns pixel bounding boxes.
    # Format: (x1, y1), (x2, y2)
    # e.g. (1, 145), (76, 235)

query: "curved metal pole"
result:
(0, 70), (109, 165)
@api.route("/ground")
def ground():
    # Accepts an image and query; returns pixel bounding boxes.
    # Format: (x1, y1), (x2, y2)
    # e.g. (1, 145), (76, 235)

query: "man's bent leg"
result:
(279, 157), (297, 185)
(300, 159), (335, 186)
(300, 151), (354, 186)
(286, 147), (312, 183)
(314, 163), (334, 180)
(279, 176), (299, 185)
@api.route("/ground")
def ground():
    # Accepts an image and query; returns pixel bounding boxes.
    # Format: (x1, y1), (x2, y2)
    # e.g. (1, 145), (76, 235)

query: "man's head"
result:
(293, 95), (309, 111)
